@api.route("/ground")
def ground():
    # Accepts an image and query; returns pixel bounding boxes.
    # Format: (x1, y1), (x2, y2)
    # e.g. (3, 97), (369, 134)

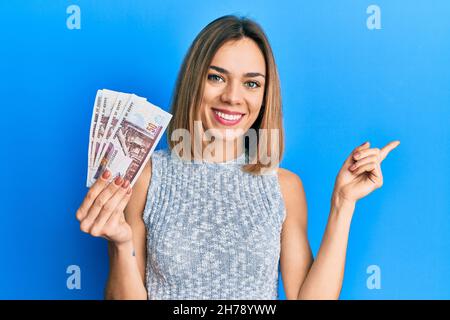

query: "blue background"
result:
(1, 0), (449, 299)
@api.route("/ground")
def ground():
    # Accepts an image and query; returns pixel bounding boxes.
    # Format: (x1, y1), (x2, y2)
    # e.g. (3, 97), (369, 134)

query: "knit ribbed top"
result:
(142, 148), (286, 300)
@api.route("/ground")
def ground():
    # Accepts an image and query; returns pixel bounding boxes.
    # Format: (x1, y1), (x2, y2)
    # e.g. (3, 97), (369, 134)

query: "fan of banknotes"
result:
(86, 89), (172, 188)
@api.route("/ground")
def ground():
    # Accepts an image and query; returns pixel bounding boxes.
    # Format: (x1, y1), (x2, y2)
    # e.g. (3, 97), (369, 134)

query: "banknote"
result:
(86, 90), (103, 186)
(93, 92), (133, 169)
(86, 90), (172, 188)
(90, 93), (148, 181)
(92, 89), (118, 167)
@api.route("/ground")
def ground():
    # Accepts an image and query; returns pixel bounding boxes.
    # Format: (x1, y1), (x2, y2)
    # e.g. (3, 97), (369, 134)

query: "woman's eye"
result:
(207, 74), (224, 82)
(245, 81), (260, 89)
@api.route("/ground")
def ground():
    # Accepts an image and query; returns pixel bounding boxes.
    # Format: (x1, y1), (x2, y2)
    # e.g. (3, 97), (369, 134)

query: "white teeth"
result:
(214, 110), (243, 121)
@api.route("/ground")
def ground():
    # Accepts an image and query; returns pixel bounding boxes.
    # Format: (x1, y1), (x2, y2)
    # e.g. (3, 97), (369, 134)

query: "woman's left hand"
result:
(332, 140), (400, 204)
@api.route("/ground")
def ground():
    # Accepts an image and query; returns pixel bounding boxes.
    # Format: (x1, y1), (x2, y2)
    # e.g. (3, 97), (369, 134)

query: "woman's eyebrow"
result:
(209, 65), (265, 78)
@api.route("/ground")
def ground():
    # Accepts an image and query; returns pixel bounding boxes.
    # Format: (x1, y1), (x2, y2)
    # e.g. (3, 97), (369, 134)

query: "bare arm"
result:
(278, 168), (313, 299)
(299, 141), (399, 299)
(104, 160), (152, 300)
(296, 196), (354, 299)
(279, 141), (399, 299)
(278, 168), (355, 300)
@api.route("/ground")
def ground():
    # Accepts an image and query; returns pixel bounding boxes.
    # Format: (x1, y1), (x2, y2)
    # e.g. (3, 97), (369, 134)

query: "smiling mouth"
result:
(211, 108), (245, 125)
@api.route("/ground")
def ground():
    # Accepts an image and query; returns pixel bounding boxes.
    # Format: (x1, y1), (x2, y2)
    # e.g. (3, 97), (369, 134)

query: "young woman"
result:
(75, 15), (400, 300)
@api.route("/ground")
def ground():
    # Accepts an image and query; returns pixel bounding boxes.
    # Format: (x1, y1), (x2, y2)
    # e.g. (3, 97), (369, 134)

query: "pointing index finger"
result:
(380, 140), (400, 161)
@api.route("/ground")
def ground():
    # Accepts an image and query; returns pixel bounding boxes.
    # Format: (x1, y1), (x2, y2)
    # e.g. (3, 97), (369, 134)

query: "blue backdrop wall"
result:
(1, 0), (449, 299)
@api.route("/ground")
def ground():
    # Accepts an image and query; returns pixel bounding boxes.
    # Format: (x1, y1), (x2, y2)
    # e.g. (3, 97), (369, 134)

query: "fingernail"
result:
(114, 176), (123, 186)
(350, 164), (356, 170)
(354, 152), (360, 159)
(102, 170), (110, 179)
(122, 180), (130, 189)
(361, 141), (368, 146)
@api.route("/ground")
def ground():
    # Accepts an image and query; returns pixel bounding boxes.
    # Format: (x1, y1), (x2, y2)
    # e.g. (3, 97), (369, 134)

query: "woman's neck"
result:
(200, 138), (245, 163)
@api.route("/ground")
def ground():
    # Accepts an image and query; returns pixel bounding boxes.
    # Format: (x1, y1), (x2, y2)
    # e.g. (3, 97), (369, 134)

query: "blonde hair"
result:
(167, 15), (284, 175)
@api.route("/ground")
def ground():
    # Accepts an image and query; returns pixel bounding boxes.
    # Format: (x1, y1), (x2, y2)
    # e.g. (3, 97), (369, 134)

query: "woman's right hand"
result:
(76, 170), (133, 246)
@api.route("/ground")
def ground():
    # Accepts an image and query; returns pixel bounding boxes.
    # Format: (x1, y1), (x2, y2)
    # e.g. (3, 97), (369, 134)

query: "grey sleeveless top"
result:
(142, 149), (286, 300)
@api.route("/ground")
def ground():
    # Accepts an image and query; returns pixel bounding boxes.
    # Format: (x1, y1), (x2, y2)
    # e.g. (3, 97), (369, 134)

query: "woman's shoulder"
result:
(276, 167), (306, 214)
(277, 168), (303, 188)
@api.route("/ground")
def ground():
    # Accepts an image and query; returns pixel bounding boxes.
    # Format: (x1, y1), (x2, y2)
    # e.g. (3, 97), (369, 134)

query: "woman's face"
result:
(199, 37), (266, 141)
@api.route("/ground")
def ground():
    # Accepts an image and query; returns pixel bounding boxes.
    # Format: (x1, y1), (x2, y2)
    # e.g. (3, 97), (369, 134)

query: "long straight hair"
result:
(167, 15), (284, 175)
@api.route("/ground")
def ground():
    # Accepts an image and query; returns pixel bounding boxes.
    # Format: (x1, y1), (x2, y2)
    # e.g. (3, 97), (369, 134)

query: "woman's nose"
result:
(221, 81), (244, 105)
